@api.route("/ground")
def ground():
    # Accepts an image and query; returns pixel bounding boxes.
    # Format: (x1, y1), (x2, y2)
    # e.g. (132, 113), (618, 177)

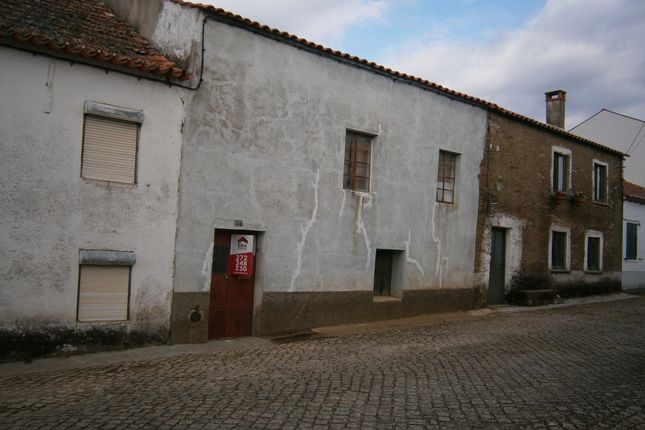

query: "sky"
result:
(199, 0), (645, 129)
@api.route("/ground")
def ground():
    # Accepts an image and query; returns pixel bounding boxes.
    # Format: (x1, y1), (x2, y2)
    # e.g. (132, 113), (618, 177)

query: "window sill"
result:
(76, 320), (131, 325)
(373, 295), (401, 303)
(584, 270), (602, 275)
(343, 188), (374, 197)
(82, 178), (137, 189)
(592, 201), (609, 207)
(550, 269), (570, 274)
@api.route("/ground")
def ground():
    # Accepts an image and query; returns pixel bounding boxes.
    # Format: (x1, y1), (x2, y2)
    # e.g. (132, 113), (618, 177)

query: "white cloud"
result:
(382, 0), (645, 127)
(197, 0), (389, 47)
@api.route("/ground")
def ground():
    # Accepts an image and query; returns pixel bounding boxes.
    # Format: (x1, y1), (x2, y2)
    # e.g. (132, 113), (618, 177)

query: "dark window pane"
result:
(354, 177), (369, 192)
(553, 153), (568, 192)
(626, 223), (638, 260)
(551, 231), (567, 270)
(212, 245), (229, 274)
(594, 164), (607, 202)
(587, 237), (600, 271)
(374, 250), (393, 296)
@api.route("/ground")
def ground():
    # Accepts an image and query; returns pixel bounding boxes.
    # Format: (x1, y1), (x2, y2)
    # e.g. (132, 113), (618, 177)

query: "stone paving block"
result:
(0, 299), (643, 429)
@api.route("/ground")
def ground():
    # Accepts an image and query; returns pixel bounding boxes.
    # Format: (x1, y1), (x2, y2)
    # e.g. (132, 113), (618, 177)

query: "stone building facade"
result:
(474, 103), (624, 305)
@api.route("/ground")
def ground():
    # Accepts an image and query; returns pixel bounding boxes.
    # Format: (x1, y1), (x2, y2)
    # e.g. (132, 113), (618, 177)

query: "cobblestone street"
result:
(1, 297), (644, 429)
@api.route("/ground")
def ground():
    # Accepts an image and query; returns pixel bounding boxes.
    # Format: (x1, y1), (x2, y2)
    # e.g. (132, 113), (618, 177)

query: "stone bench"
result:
(514, 289), (557, 306)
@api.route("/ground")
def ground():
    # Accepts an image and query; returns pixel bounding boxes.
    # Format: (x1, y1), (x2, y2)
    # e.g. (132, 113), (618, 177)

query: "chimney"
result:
(545, 90), (566, 128)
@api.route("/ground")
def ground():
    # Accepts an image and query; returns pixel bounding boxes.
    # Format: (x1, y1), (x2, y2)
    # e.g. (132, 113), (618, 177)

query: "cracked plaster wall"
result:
(173, 20), (488, 302)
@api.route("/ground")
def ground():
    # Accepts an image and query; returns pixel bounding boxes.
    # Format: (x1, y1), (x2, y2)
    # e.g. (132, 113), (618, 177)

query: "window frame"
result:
(77, 265), (132, 322)
(552, 147), (572, 193)
(584, 230), (603, 273)
(77, 249), (135, 322)
(625, 221), (639, 261)
(436, 150), (459, 204)
(81, 101), (143, 185)
(373, 249), (404, 299)
(592, 160), (608, 203)
(343, 130), (372, 193)
(549, 226), (570, 272)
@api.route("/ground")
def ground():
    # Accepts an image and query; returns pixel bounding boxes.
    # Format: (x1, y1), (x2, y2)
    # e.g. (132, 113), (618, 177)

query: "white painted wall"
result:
(571, 110), (645, 185)
(623, 200), (645, 289)
(0, 48), (185, 333)
(173, 18), (488, 296)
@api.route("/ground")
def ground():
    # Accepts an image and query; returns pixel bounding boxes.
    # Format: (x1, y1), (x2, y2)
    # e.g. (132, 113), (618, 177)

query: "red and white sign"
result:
(228, 234), (255, 276)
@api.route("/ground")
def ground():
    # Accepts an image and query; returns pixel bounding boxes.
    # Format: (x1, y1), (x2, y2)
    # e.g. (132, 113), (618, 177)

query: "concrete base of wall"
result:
(255, 288), (474, 336)
(0, 324), (167, 363)
(169, 292), (209, 345)
(169, 288), (474, 342)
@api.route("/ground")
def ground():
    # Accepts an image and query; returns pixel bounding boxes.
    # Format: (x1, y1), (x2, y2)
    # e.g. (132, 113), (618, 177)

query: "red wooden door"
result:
(209, 230), (255, 339)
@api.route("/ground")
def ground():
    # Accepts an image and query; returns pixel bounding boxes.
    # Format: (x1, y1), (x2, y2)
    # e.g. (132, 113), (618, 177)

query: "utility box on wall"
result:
(228, 234), (255, 276)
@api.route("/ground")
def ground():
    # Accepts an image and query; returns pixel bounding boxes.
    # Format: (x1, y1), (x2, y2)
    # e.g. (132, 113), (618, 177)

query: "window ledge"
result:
(82, 178), (137, 189)
(550, 269), (570, 274)
(584, 270), (602, 275)
(373, 295), (401, 303)
(592, 201), (609, 207)
(343, 189), (375, 198)
(76, 320), (131, 325)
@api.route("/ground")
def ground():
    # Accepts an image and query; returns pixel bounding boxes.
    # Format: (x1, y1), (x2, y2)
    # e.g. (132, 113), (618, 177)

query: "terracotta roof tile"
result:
(625, 180), (645, 204)
(171, 0), (623, 156)
(0, 0), (190, 80)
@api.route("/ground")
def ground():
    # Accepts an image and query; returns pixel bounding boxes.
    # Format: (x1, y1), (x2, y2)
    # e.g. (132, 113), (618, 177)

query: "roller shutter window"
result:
(82, 115), (138, 183)
(78, 265), (130, 321)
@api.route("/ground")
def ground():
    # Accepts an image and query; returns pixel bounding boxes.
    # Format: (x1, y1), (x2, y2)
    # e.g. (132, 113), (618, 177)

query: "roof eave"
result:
(172, 0), (624, 158)
(0, 37), (190, 82)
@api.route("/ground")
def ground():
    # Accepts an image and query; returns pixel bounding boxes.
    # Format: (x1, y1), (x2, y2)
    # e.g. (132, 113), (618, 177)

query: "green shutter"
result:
(626, 223), (638, 260)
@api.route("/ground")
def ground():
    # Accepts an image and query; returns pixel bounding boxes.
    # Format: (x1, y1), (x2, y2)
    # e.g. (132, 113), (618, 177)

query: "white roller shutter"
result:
(78, 265), (130, 321)
(82, 115), (138, 183)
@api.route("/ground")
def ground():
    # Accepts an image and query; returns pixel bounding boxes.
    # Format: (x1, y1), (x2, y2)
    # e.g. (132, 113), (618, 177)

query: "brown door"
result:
(209, 229), (255, 339)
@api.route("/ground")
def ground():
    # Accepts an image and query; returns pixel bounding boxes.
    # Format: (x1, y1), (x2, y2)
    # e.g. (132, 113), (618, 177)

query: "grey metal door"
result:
(487, 228), (506, 305)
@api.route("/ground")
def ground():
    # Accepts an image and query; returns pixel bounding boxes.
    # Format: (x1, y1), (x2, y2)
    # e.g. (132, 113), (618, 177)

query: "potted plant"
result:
(572, 191), (586, 206)
(551, 190), (567, 205)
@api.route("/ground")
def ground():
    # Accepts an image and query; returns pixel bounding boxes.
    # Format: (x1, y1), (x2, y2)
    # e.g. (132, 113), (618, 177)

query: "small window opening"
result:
(626, 223), (638, 260)
(343, 131), (371, 192)
(373, 249), (404, 298)
(593, 162), (607, 203)
(551, 230), (568, 270)
(586, 237), (601, 271)
(553, 152), (569, 193)
(437, 150), (458, 203)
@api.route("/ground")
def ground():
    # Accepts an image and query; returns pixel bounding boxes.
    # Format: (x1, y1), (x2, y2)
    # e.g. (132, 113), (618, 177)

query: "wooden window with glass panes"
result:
(437, 150), (457, 203)
(343, 131), (371, 192)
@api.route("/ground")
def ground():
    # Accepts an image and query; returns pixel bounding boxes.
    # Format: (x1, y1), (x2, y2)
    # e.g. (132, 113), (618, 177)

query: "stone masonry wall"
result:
(474, 112), (623, 304)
